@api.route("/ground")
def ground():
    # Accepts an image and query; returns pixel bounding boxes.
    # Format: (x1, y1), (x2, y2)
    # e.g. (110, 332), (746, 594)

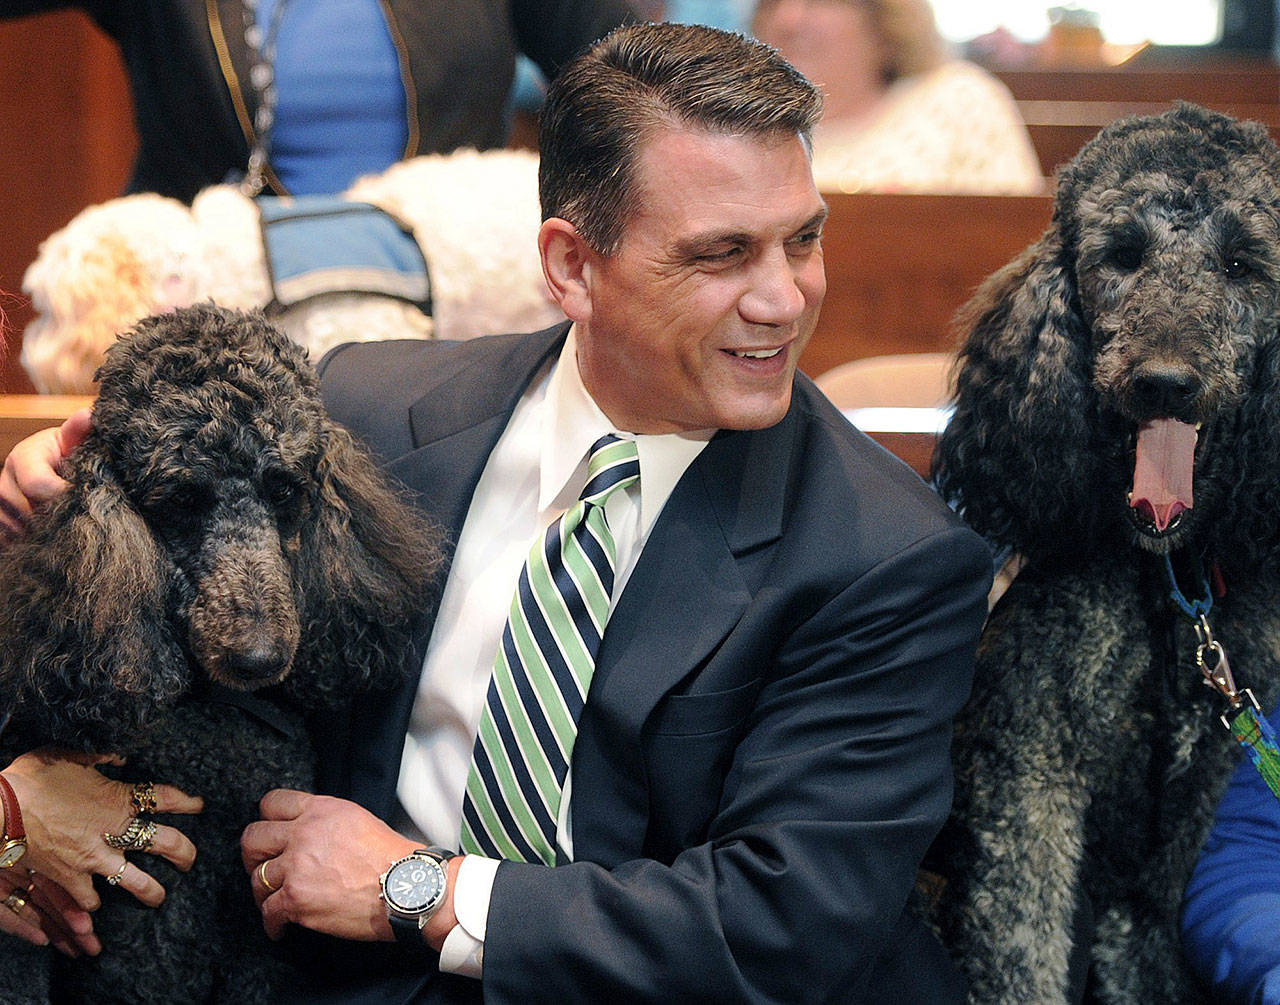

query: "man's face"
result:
(574, 127), (827, 434)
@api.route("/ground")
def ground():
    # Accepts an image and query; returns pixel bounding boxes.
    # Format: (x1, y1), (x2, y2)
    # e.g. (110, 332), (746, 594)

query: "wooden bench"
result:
(800, 192), (1054, 379)
(994, 58), (1280, 106)
(1018, 99), (1280, 178)
(0, 395), (93, 459)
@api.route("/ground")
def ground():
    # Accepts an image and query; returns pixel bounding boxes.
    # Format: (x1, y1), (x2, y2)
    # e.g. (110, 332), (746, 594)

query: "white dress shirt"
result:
(394, 327), (712, 976)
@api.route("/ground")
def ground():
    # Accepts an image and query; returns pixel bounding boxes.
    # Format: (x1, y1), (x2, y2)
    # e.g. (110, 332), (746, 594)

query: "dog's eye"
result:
(1108, 245), (1144, 271)
(168, 484), (212, 513)
(263, 474), (301, 509)
(1223, 257), (1253, 280)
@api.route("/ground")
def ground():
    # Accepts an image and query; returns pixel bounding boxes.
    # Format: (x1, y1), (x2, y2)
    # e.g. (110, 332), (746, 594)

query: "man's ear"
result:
(539, 217), (595, 323)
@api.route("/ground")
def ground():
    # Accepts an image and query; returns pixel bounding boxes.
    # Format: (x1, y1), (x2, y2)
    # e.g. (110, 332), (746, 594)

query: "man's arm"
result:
(1182, 704), (1280, 1005)
(237, 521), (987, 1001)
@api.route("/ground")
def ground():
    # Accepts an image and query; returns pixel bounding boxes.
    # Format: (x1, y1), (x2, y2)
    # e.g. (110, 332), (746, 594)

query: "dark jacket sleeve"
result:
(480, 524), (991, 1003)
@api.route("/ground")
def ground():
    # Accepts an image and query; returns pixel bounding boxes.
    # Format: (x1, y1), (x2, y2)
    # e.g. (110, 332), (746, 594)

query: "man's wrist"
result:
(422, 854), (463, 951)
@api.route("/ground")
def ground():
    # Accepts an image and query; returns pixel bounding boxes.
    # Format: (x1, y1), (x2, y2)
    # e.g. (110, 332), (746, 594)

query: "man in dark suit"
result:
(0, 22), (990, 1003)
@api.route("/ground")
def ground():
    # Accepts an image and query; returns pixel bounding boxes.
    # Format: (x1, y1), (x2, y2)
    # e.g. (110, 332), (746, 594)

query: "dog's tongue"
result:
(1130, 418), (1196, 532)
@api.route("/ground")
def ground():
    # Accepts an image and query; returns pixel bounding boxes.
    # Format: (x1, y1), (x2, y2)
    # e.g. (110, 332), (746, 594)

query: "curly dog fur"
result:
(927, 103), (1280, 1003)
(0, 305), (443, 1003)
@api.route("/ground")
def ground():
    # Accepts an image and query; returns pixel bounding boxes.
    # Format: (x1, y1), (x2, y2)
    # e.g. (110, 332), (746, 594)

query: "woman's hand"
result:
(1, 748), (203, 954)
(0, 409), (90, 541)
(0, 861), (98, 957)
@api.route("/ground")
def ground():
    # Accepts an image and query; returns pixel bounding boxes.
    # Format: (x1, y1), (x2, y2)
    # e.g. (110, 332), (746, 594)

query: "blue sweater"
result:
(1182, 704), (1280, 1004)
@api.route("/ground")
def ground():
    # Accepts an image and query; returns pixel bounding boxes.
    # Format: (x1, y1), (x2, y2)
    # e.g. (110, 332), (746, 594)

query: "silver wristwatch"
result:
(380, 846), (452, 948)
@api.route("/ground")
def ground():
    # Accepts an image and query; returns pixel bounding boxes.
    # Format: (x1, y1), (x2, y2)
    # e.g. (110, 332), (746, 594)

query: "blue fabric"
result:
(257, 196), (429, 311)
(1183, 702), (1280, 1004)
(258, 0), (407, 194)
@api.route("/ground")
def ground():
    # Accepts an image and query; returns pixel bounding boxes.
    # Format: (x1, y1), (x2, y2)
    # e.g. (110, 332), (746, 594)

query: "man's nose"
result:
(738, 249), (810, 326)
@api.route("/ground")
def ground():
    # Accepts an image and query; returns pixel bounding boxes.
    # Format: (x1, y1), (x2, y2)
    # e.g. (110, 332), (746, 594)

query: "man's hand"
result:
(0, 409), (91, 540)
(242, 789), (460, 948)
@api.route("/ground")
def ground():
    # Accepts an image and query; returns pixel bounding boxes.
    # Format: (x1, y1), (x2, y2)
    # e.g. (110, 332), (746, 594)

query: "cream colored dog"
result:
(21, 148), (562, 393)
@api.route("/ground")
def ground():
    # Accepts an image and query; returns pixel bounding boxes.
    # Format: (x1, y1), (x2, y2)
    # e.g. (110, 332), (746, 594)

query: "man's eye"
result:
(787, 231), (822, 253)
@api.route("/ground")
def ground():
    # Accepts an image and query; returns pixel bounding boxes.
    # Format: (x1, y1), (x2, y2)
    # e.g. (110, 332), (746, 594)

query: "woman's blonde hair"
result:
(863, 0), (950, 82)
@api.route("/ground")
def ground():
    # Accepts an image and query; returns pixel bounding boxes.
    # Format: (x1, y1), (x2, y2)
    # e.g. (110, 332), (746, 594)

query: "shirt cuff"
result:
(438, 855), (499, 979)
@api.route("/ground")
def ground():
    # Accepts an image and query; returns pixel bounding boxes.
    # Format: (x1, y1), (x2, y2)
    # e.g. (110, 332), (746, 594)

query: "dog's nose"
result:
(1132, 361), (1201, 419)
(225, 644), (292, 683)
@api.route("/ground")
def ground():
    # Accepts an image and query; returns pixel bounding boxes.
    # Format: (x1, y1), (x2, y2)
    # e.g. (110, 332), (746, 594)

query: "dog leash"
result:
(1164, 552), (1280, 802)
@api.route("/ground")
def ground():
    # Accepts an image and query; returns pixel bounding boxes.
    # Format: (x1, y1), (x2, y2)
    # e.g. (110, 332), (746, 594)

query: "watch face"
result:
(0, 841), (26, 868)
(384, 856), (445, 914)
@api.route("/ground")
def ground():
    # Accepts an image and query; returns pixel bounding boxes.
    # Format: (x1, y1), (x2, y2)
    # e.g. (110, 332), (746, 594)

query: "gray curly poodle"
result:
(927, 103), (1280, 1003)
(0, 305), (443, 1003)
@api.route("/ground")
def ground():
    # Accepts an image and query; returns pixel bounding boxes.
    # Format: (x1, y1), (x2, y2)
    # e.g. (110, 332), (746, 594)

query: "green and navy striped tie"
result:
(461, 434), (640, 865)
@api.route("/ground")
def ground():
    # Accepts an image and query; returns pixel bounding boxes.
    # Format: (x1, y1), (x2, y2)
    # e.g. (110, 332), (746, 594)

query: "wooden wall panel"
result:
(0, 11), (136, 392)
(801, 193), (1054, 380)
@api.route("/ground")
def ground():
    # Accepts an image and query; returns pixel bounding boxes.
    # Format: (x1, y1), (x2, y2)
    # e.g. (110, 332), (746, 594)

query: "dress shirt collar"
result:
(539, 325), (715, 534)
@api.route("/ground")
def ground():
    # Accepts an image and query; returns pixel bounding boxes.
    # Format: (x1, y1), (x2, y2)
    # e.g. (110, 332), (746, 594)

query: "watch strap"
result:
(0, 774), (23, 842)
(389, 911), (429, 949)
(385, 846), (453, 950)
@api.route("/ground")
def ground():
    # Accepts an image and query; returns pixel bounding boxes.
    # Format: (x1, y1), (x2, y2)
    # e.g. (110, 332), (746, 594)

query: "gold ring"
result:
(103, 817), (157, 852)
(105, 861), (128, 886)
(3, 890), (25, 914)
(257, 860), (279, 893)
(130, 781), (158, 815)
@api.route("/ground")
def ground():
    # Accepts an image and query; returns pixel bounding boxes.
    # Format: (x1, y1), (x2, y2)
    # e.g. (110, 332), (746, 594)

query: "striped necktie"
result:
(461, 434), (641, 865)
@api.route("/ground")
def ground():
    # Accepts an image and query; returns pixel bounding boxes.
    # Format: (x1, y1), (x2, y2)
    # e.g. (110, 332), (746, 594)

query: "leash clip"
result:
(1194, 614), (1242, 708)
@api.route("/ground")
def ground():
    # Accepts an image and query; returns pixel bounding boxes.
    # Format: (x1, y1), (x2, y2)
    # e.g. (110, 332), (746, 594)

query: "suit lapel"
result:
(346, 324), (569, 816)
(570, 405), (801, 862)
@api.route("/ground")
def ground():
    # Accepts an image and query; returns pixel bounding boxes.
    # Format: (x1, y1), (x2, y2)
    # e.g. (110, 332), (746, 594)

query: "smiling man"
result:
(0, 21), (991, 1005)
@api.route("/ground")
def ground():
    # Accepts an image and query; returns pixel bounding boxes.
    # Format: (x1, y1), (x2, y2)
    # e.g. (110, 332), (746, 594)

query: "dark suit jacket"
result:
(299, 323), (991, 1004)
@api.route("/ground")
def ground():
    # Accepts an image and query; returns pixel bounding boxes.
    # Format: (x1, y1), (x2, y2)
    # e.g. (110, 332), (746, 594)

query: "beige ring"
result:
(130, 781), (158, 815)
(105, 861), (128, 887)
(103, 817), (157, 852)
(257, 860), (279, 894)
(3, 890), (25, 914)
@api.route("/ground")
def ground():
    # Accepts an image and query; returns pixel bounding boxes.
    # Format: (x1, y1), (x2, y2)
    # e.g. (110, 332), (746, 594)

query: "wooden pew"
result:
(800, 192), (1054, 379)
(0, 395), (93, 460)
(1018, 99), (1280, 178)
(993, 57), (1280, 106)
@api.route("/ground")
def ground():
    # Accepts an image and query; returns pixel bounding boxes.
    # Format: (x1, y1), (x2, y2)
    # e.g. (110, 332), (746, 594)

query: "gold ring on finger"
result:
(257, 860), (279, 893)
(130, 781), (158, 815)
(103, 817), (157, 852)
(4, 890), (26, 914)
(105, 861), (128, 886)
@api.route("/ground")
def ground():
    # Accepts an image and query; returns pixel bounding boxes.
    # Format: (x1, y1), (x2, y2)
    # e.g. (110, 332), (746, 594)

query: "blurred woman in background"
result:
(753, 0), (1044, 194)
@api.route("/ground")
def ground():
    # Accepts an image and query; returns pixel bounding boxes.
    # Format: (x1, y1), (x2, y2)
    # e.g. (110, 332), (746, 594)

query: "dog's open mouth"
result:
(1126, 418), (1197, 538)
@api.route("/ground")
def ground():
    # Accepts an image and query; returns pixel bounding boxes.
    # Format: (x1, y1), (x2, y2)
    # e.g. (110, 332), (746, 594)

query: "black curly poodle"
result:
(0, 305), (443, 1004)
(928, 103), (1280, 1003)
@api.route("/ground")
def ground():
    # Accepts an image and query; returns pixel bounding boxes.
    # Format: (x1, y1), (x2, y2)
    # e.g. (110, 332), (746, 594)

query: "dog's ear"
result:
(292, 421), (442, 706)
(0, 450), (185, 749)
(933, 231), (1106, 562)
(1214, 335), (1280, 571)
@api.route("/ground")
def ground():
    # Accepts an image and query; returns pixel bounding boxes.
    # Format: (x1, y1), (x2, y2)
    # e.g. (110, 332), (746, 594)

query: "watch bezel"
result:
(380, 848), (449, 923)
